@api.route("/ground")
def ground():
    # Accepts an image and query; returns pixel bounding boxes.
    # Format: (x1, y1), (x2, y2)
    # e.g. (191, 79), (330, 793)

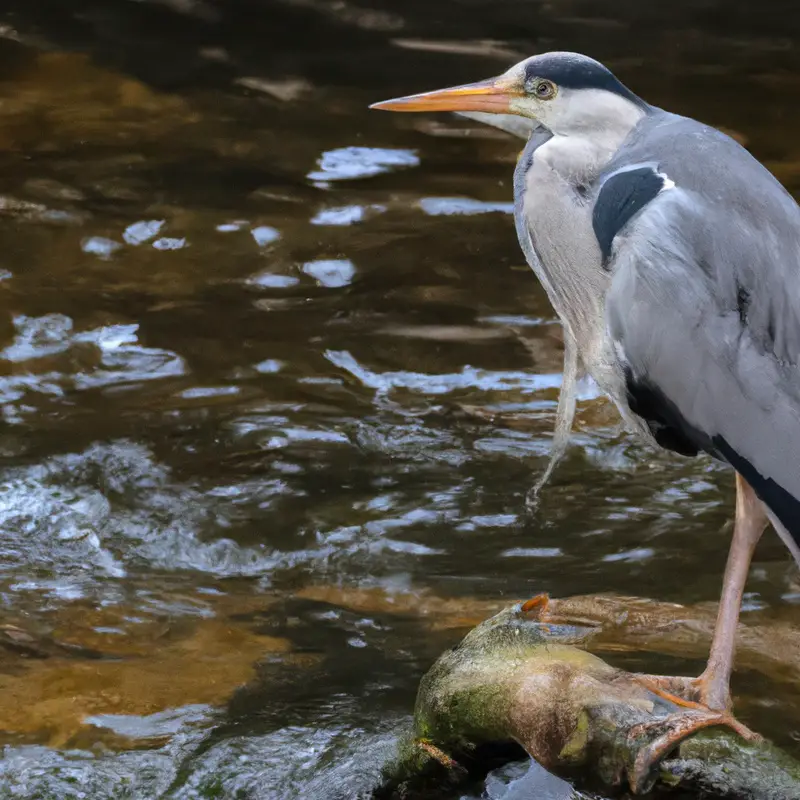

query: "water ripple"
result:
(418, 197), (514, 216)
(303, 259), (356, 288)
(326, 349), (563, 394)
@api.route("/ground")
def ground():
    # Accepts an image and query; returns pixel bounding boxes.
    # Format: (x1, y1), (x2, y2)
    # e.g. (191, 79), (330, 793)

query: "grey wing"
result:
(604, 155), (800, 548)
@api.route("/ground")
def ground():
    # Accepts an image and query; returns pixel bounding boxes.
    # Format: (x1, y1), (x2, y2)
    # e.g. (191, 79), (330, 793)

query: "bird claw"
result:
(634, 673), (703, 704)
(625, 707), (745, 794)
(633, 674), (760, 742)
(520, 594), (760, 793)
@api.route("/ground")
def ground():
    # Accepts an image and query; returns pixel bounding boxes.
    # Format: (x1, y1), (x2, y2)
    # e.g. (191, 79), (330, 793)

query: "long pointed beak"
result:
(370, 76), (519, 114)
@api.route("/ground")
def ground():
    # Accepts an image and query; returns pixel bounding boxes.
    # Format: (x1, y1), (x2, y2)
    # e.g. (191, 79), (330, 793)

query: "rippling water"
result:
(0, 1), (799, 797)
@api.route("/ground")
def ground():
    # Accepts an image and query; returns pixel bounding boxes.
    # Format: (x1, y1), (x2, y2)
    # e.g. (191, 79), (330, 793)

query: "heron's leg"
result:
(636, 474), (768, 714)
(695, 473), (768, 709)
(532, 475), (768, 715)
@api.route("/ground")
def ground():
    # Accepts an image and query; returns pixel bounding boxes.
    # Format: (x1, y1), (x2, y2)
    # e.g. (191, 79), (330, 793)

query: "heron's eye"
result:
(534, 80), (556, 100)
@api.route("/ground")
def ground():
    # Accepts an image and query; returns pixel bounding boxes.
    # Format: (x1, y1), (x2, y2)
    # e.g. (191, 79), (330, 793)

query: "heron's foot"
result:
(634, 674), (759, 741)
(625, 707), (746, 794)
(519, 594), (760, 745)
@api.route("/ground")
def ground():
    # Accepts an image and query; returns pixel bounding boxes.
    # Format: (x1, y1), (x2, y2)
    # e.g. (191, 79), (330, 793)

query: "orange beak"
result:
(370, 76), (519, 114)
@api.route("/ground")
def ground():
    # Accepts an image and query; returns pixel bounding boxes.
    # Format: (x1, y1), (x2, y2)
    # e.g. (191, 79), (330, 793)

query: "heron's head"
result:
(371, 52), (649, 137)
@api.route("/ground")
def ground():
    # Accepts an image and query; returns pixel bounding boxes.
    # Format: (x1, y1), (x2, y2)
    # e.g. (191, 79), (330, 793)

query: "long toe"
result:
(635, 672), (759, 742)
(634, 673), (704, 706)
(627, 708), (753, 794)
(636, 670), (737, 713)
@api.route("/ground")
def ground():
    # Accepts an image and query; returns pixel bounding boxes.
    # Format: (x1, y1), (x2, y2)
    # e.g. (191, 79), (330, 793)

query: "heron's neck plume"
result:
(513, 122), (623, 378)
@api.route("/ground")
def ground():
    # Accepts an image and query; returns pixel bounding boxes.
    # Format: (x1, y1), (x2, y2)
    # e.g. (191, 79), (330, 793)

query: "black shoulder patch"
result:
(593, 167), (665, 266)
(713, 437), (800, 548)
(736, 283), (750, 324)
(624, 368), (703, 457)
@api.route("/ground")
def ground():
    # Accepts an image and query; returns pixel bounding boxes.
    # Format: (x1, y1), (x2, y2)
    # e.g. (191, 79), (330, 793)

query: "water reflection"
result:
(247, 269), (299, 288)
(81, 236), (123, 259)
(311, 204), (386, 226)
(153, 236), (188, 251)
(251, 225), (281, 246)
(307, 146), (420, 181)
(302, 258), (356, 287)
(123, 220), (165, 246)
(0, 0), (797, 797)
(419, 197), (515, 216)
(326, 348), (567, 394)
(0, 316), (187, 408)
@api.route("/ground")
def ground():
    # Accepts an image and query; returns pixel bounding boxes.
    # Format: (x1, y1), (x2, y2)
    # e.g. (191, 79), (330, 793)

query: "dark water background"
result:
(0, 1), (799, 797)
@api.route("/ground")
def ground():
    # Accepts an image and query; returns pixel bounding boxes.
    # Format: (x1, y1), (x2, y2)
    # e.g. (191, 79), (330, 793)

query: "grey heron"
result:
(371, 52), (800, 738)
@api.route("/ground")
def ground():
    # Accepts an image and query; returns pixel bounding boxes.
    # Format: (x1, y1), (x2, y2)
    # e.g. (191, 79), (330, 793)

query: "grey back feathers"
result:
(600, 111), (800, 545)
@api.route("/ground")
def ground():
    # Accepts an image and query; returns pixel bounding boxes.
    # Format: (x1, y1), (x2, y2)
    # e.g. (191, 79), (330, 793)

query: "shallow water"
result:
(0, 1), (800, 797)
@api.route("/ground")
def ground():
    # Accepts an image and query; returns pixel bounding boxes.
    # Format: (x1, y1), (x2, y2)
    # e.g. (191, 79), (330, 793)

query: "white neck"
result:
(537, 88), (648, 141)
(514, 101), (645, 376)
